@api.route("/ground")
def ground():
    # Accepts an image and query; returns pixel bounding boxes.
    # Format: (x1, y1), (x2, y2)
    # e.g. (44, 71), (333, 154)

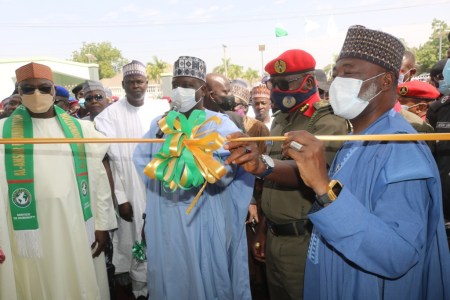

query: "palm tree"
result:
(146, 56), (169, 83)
(242, 68), (260, 86)
(213, 58), (231, 75)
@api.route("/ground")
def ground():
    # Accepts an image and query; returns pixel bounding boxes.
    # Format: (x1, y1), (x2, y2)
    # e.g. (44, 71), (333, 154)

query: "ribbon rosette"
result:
(144, 110), (227, 214)
(132, 240), (147, 262)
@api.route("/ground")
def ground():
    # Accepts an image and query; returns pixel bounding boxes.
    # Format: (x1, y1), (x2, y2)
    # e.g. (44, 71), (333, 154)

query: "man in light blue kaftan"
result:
(133, 56), (254, 300)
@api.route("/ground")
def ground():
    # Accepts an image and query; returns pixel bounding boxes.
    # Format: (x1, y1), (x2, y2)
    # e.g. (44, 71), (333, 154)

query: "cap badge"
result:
(274, 60), (287, 74)
(399, 86), (408, 96)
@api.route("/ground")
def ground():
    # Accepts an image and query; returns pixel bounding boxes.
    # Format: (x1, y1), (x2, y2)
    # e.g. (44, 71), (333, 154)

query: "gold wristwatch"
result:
(316, 180), (343, 206)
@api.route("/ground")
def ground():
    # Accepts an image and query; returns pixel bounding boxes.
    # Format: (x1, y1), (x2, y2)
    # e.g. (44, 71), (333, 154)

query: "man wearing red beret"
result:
(398, 80), (440, 120)
(225, 49), (349, 299)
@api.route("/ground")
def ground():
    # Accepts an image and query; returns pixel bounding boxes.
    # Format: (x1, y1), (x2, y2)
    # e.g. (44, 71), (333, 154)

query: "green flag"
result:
(275, 26), (288, 37)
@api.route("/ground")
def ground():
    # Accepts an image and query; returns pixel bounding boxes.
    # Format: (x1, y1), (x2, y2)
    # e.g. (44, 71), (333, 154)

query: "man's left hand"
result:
(91, 230), (108, 258)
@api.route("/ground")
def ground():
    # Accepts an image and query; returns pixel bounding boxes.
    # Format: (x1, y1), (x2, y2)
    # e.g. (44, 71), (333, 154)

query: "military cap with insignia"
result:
(397, 81), (440, 101)
(264, 49), (316, 77)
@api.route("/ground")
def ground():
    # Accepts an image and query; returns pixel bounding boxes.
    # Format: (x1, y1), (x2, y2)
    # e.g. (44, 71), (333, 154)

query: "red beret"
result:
(397, 81), (440, 101)
(265, 49), (316, 77)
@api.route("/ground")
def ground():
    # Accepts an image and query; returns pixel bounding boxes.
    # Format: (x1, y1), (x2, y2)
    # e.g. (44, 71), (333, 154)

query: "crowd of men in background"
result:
(0, 24), (449, 300)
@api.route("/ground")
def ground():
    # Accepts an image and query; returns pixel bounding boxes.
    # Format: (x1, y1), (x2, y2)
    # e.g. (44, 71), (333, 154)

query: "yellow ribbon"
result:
(143, 110), (227, 214)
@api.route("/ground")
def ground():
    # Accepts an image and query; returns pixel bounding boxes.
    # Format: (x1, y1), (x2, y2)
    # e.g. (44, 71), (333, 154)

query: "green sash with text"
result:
(3, 105), (92, 257)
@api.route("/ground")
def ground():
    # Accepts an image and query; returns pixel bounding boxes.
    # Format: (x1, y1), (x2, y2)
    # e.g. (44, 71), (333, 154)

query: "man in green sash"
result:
(0, 62), (117, 300)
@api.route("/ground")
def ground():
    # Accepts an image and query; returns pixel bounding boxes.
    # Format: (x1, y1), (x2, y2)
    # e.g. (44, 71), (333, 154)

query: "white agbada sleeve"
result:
(95, 109), (130, 206)
(81, 120), (117, 231)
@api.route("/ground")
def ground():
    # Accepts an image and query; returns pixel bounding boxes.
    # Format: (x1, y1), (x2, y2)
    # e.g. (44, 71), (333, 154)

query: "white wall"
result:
(0, 57), (98, 98)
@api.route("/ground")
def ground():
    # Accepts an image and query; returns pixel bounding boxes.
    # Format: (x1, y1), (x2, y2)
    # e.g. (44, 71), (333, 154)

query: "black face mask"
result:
(214, 94), (236, 111)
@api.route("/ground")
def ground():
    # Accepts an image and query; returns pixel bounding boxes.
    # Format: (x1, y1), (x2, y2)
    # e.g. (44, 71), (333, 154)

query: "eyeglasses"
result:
(19, 85), (53, 95)
(266, 76), (303, 91)
(85, 94), (105, 102)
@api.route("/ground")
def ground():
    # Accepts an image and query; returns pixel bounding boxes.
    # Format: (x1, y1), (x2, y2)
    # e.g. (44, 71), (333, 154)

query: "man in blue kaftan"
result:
(224, 25), (450, 300)
(284, 26), (450, 300)
(302, 109), (450, 299)
(133, 56), (254, 300)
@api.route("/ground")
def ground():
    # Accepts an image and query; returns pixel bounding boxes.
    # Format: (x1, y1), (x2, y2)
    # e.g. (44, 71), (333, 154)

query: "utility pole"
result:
(259, 44), (266, 77)
(222, 44), (228, 78)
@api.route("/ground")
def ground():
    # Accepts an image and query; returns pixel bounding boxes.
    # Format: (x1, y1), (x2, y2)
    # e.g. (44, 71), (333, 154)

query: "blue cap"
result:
(55, 85), (70, 98)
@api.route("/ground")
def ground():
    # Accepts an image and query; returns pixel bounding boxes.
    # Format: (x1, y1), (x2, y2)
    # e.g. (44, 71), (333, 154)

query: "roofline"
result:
(0, 56), (98, 67)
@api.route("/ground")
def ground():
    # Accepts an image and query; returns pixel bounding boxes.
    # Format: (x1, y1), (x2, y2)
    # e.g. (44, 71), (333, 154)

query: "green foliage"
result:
(213, 58), (260, 83)
(242, 68), (260, 85)
(146, 56), (170, 83)
(213, 58), (231, 75)
(72, 42), (128, 79)
(415, 19), (449, 73)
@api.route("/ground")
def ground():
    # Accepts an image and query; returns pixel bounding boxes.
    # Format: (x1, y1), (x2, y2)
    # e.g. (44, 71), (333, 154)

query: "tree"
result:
(213, 58), (231, 75)
(227, 64), (244, 80)
(146, 56), (170, 83)
(415, 19), (449, 73)
(242, 68), (260, 85)
(212, 59), (244, 79)
(72, 42), (128, 79)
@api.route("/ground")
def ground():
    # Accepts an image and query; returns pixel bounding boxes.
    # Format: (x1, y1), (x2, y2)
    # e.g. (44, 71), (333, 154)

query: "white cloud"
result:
(304, 18), (320, 33)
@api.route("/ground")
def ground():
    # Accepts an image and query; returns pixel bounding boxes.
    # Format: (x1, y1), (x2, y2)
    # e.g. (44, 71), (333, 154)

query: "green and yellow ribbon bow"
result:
(144, 110), (227, 214)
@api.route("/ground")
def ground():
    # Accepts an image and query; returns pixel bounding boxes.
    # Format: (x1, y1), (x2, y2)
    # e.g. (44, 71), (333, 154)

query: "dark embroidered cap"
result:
(173, 56), (207, 82)
(338, 25), (405, 76)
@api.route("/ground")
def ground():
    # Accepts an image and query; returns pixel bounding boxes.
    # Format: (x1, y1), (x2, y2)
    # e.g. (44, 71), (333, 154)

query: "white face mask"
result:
(329, 73), (384, 120)
(398, 69), (411, 84)
(21, 90), (54, 114)
(171, 86), (202, 112)
(401, 103), (420, 111)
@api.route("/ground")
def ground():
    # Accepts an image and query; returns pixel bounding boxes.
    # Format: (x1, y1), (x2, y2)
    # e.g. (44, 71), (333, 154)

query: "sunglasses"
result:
(85, 94), (105, 102)
(266, 75), (307, 91)
(20, 85), (53, 95)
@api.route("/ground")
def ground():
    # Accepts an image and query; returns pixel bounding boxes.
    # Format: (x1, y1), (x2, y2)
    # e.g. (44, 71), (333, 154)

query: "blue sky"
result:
(0, 0), (449, 74)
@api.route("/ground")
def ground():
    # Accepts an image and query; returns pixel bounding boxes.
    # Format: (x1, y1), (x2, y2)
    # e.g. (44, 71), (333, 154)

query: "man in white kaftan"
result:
(0, 62), (117, 300)
(94, 60), (169, 298)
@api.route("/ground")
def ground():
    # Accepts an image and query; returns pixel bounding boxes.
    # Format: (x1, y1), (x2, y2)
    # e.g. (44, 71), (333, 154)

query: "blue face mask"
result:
(271, 75), (317, 113)
(443, 59), (450, 86)
(438, 80), (450, 96)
